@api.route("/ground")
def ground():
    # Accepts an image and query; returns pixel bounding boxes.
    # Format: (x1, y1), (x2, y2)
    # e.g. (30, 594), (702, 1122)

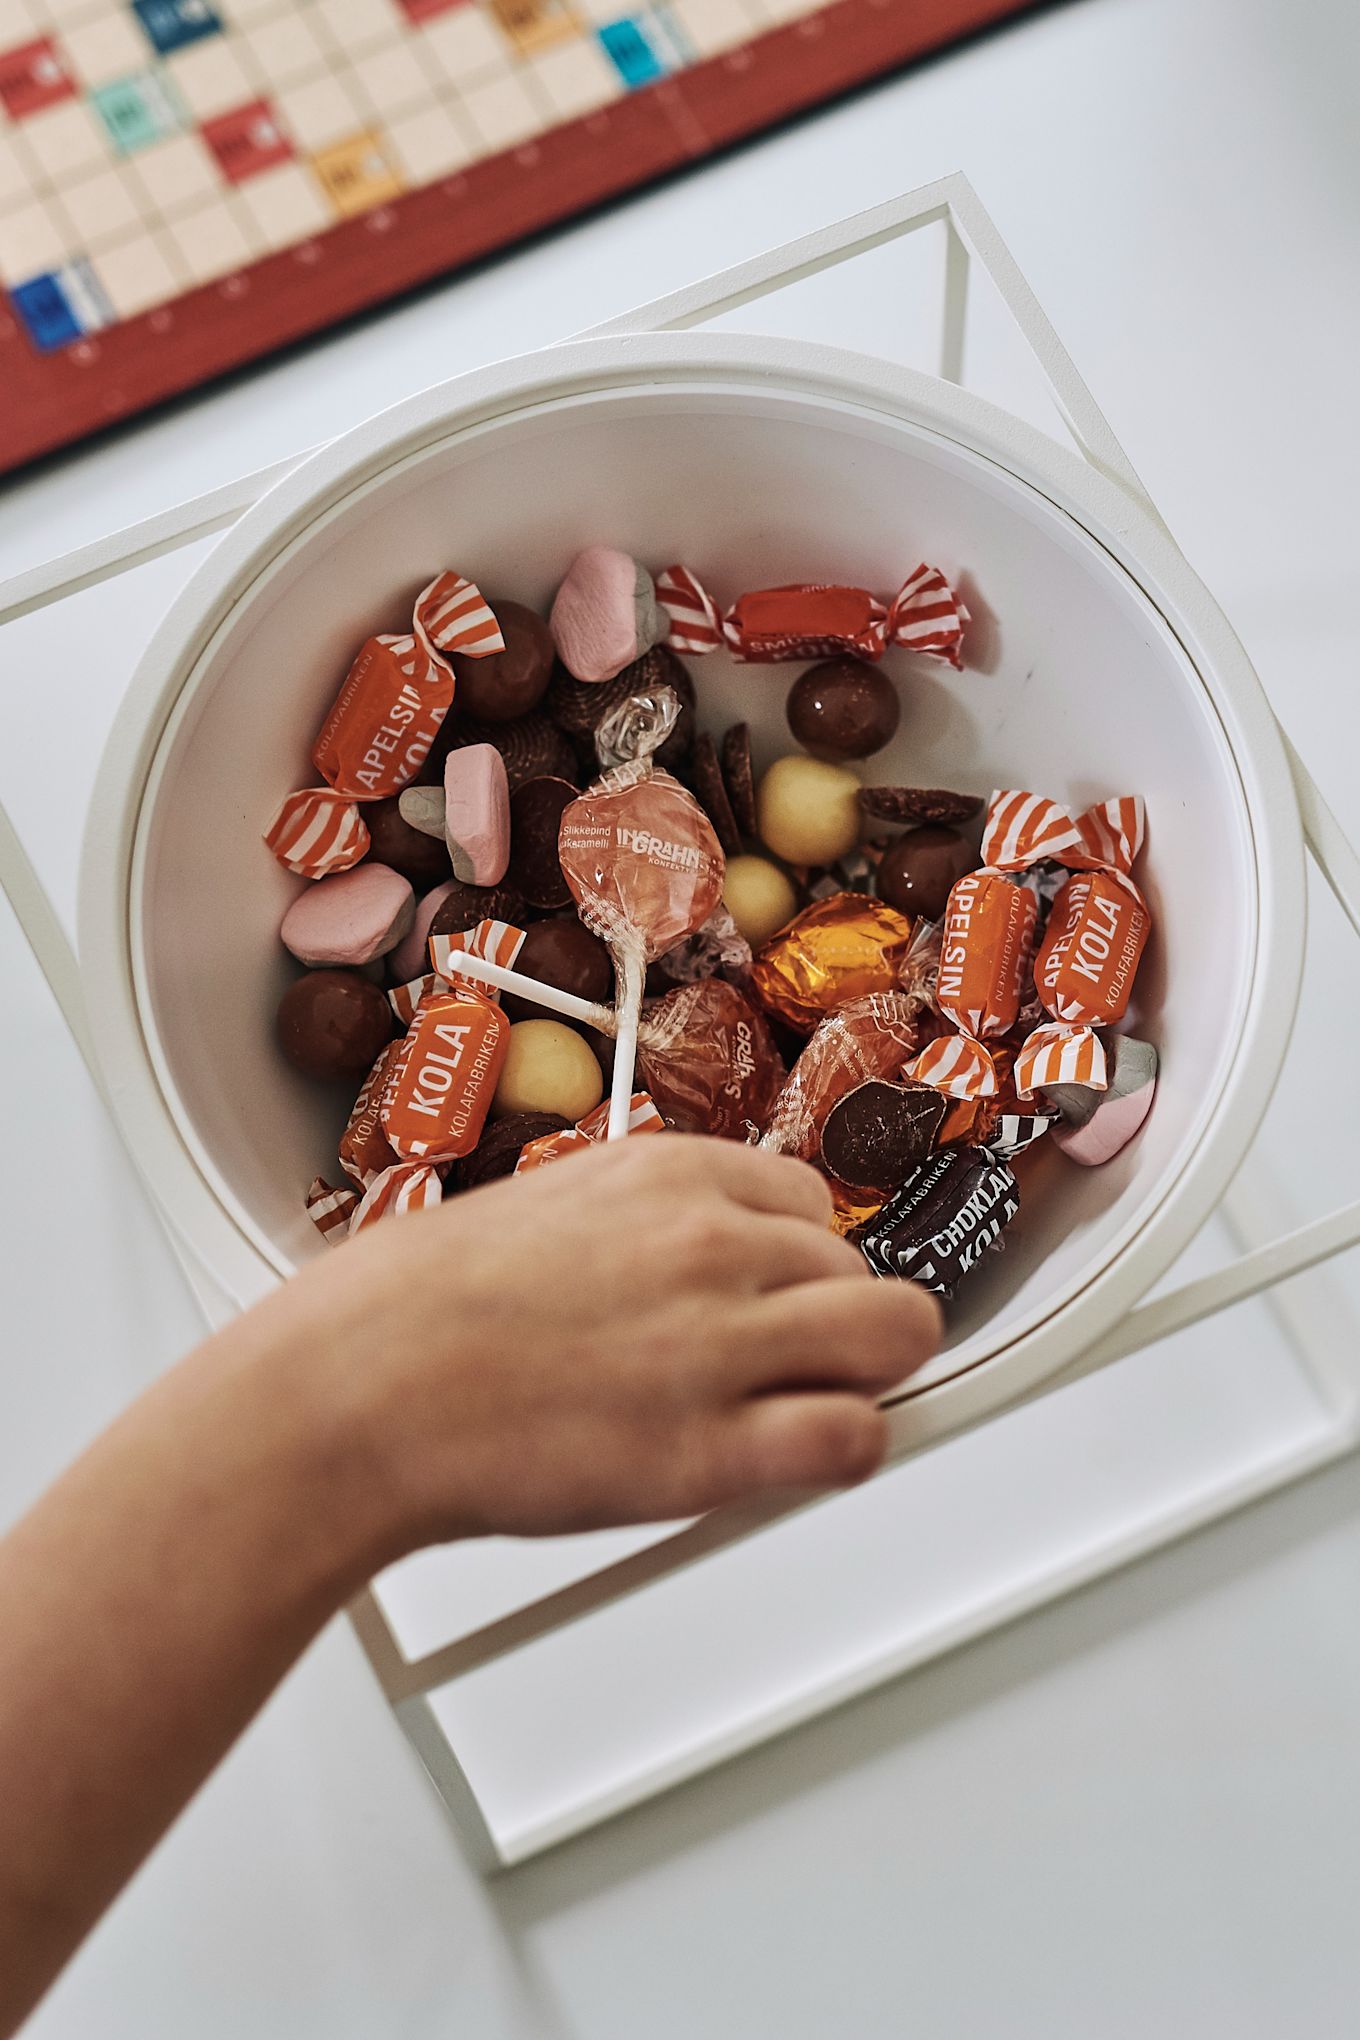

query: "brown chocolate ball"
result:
(457, 1110), (570, 1189)
(276, 969), (394, 1083)
(502, 916), (613, 1021)
(427, 878), (527, 942)
(786, 657), (901, 760)
(875, 826), (978, 922)
(362, 795), (451, 886)
(506, 776), (577, 909)
(450, 601), (554, 722)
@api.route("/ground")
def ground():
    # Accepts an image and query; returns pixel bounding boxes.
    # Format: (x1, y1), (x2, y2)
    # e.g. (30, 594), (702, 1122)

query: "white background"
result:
(3, 0), (1360, 2031)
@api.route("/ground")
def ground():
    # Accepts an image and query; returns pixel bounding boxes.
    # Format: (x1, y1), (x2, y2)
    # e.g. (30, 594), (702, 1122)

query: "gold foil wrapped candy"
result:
(750, 892), (914, 1032)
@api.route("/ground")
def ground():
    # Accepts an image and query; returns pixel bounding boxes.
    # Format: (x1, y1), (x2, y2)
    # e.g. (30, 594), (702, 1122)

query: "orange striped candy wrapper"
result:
(263, 787), (370, 879)
(655, 564), (967, 666)
(427, 918), (527, 999)
(413, 571), (505, 658)
(305, 1176), (359, 1243)
(380, 985), (508, 1160)
(515, 1092), (665, 1171)
(905, 1034), (999, 1100)
(937, 871), (1037, 1040)
(388, 971), (448, 1029)
(654, 565), (724, 653)
(339, 1040), (402, 1187)
(1035, 870), (1150, 1027)
(981, 790), (1146, 877)
(349, 1160), (446, 1232)
(1013, 1022), (1107, 1098)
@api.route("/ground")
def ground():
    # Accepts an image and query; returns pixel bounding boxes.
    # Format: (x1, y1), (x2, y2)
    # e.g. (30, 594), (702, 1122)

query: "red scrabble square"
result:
(0, 37), (76, 120)
(398, 0), (471, 21)
(201, 99), (292, 184)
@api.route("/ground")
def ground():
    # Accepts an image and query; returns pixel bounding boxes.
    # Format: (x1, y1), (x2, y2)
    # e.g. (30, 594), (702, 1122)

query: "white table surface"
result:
(4, 0), (1360, 2032)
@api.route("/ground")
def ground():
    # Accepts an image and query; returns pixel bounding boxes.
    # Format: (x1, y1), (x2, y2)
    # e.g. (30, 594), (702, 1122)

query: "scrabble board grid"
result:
(0, 0), (1041, 473)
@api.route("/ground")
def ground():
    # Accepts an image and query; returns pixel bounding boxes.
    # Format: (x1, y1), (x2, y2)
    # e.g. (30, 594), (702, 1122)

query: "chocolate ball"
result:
(875, 825), (978, 922)
(450, 601), (554, 723)
(786, 657), (901, 760)
(507, 775), (577, 909)
(457, 1110), (570, 1189)
(362, 795), (451, 886)
(502, 915), (614, 1021)
(276, 969), (393, 1083)
(427, 878), (527, 943)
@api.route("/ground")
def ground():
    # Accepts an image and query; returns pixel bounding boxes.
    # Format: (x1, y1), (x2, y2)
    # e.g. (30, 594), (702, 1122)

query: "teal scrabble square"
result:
(91, 71), (185, 156)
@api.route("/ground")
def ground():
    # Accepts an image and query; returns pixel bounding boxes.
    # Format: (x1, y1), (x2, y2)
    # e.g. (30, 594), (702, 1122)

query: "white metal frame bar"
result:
(3, 177), (1358, 1871)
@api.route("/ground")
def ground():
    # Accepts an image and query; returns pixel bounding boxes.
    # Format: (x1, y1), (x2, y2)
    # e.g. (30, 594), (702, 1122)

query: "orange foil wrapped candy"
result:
(380, 985), (507, 1160)
(936, 871), (1037, 1040)
(762, 990), (935, 1164)
(751, 893), (915, 1032)
(637, 979), (785, 1141)
(1034, 870), (1150, 1026)
(827, 1177), (884, 1239)
(559, 770), (724, 968)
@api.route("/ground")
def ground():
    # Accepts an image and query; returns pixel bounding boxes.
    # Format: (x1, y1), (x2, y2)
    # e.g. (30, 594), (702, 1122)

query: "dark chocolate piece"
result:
(507, 775), (577, 909)
(427, 878), (527, 941)
(362, 795), (451, 886)
(545, 646), (696, 775)
(449, 601), (554, 722)
(692, 731), (741, 855)
(821, 1080), (946, 1193)
(439, 709), (579, 790)
(859, 786), (982, 826)
(501, 916), (614, 1020)
(860, 1144), (1018, 1294)
(276, 969), (394, 1083)
(786, 656), (901, 760)
(457, 1110), (570, 1189)
(720, 721), (757, 835)
(875, 825), (978, 921)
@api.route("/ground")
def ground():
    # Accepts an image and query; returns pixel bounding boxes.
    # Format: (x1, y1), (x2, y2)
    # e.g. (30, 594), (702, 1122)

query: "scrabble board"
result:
(0, 0), (1040, 473)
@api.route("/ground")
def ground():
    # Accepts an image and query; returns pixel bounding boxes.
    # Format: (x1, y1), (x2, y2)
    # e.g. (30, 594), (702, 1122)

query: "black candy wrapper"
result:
(861, 1144), (1019, 1295)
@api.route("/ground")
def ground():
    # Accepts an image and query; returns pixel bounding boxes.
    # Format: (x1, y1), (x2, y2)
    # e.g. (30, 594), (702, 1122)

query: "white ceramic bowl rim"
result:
(79, 331), (1306, 1438)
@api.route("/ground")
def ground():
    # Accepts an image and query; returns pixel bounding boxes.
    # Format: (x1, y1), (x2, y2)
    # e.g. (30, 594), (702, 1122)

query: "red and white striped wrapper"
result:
(654, 563), (968, 665)
(305, 1176), (360, 1243)
(981, 790), (1146, 878)
(263, 787), (370, 879)
(905, 1034), (999, 1100)
(515, 1091), (665, 1171)
(883, 564), (970, 668)
(427, 918), (527, 999)
(413, 571), (505, 659)
(349, 1158), (446, 1232)
(1013, 1023), (1108, 1098)
(388, 971), (448, 1029)
(655, 565), (724, 653)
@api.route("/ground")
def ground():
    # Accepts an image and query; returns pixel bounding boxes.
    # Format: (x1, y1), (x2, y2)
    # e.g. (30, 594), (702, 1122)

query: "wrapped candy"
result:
(1033, 870), (1150, 1029)
(312, 572), (503, 801)
(264, 787), (370, 880)
(305, 1176), (360, 1242)
(652, 904), (753, 987)
(750, 893), (916, 1032)
(860, 1145), (1020, 1294)
(936, 871), (1037, 1042)
(349, 1160), (446, 1231)
(637, 979), (785, 1141)
(516, 1092), (666, 1171)
(339, 1039), (402, 1186)
(380, 983), (508, 1160)
(655, 563), (969, 668)
(763, 989), (936, 1164)
(827, 1178), (885, 1240)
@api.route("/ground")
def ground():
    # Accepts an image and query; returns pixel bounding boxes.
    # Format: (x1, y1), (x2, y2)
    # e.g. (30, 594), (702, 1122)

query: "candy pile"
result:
(266, 546), (1158, 1299)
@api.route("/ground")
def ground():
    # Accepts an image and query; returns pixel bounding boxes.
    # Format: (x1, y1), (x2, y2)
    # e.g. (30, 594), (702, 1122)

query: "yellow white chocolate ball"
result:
(755, 754), (861, 867)
(493, 1018), (604, 1123)
(723, 854), (799, 948)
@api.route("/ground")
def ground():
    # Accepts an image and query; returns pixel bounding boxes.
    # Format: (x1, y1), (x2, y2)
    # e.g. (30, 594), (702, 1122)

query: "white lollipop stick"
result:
(607, 950), (644, 1141)
(437, 949), (616, 1032)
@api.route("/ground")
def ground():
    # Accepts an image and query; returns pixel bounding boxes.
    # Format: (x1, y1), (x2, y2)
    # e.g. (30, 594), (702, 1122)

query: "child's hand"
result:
(281, 1135), (941, 1556)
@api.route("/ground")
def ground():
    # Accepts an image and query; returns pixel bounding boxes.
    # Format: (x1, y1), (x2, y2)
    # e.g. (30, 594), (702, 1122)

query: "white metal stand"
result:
(4, 177), (1359, 1871)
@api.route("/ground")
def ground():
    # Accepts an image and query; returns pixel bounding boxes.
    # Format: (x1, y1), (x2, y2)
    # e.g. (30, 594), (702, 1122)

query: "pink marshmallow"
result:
(1052, 1038), (1157, 1166)
(390, 878), (461, 983)
(280, 863), (414, 968)
(443, 743), (510, 886)
(549, 545), (666, 683)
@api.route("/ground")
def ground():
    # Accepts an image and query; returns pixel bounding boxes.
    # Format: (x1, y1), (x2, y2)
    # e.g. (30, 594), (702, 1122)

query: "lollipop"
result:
(558, 692), (725, 1137)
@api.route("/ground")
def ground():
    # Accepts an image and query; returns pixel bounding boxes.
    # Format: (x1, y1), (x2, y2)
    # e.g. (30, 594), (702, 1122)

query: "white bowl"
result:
(80, 332), (1305, 1444)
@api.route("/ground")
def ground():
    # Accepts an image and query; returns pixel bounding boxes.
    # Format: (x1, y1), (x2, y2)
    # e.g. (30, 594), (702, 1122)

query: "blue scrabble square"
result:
(10, 273), (82, 352)
(132, 0), (222, 56)
(598, 16), (665, 88)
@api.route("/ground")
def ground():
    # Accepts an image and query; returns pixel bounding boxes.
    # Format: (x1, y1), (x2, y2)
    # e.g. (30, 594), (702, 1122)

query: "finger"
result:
(709, 1213), (867, 1294)
(640, 1136), (835, 1226)
(728, 1276), (943, 1393)
(709, 1393), (890, 1500)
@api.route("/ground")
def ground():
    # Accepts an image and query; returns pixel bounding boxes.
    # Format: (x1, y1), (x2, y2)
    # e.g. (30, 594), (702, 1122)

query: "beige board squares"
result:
(274, 69), (366, 149)
(418, 7), (509, 89)
(460, 68), (541, 151)
(672, 0), (762, 57)
(94, 227), (179, 315)
(162, 194), (255, 284)
(312, 0), (403, 60)
(17, 96), (110, 179)
(59, 9), (149, 86)
(213, 0), (292, 25)
(56, 157), (143, 246)
(236, 156), (329, 247)
(355, 37), (436, 121)
(237, 11), (328, 88)
(526, 33), (618, 119)
(0, 196), (71, 284)
(127, 129), (219, 213)
(0, 0), (44, 40)
(37, 0), (112, 22)
(162, 37), (255, 119)
(384, 100), (472, 183)
(0, 128), (32, 208)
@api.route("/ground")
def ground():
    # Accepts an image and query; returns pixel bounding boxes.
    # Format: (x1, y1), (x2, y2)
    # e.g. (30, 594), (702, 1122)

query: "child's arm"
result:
(0, 1136), (938, 2036)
